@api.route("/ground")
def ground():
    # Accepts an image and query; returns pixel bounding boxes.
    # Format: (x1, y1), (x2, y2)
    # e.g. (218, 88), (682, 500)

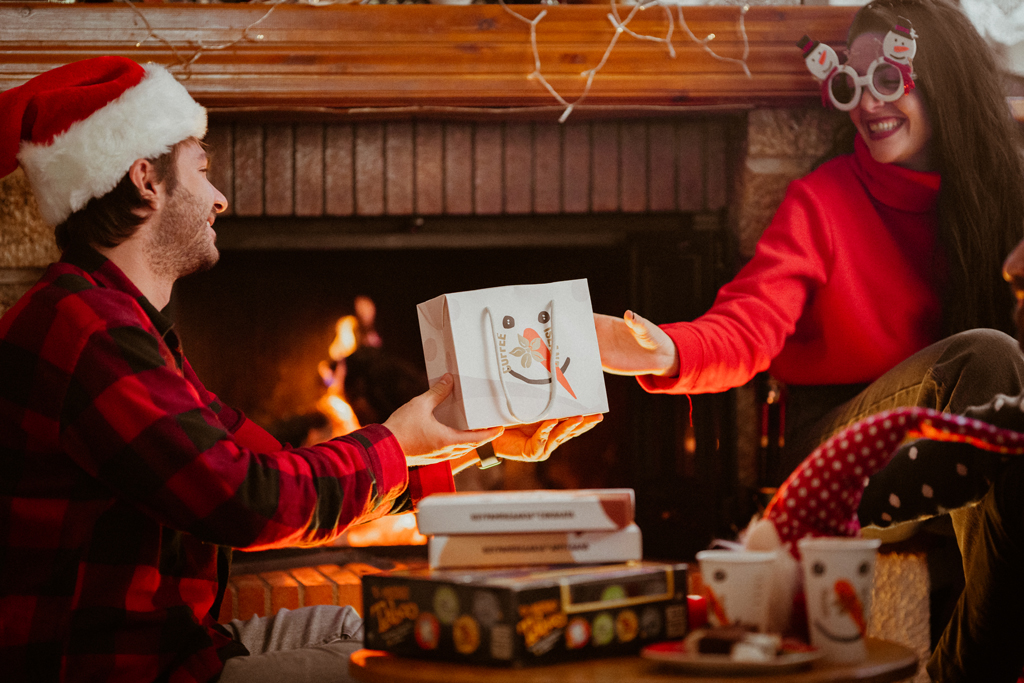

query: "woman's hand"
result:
(492, 414), (604, 462)
(593, 311), (679, 377)
(383, 374), (504, 467)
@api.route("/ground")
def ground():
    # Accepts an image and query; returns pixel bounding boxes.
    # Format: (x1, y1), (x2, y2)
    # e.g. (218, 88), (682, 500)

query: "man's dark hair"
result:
(53, 142), (182, 252)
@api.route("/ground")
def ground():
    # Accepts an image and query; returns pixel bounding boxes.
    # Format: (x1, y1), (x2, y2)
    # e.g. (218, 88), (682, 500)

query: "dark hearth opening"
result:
(168, 213), (748, 561)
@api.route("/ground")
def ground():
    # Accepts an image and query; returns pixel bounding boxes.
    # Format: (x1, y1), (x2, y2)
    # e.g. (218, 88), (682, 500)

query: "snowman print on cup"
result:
(798, 537), (880, 663)
(806, 556), (871, 645)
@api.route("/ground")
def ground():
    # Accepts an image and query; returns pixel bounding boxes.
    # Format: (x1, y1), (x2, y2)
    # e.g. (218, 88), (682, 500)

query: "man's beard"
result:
(146, 184), (219, 281)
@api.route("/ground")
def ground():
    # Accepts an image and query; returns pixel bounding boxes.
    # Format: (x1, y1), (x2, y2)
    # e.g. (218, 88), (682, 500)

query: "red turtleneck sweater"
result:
(641, 135), (943, 395)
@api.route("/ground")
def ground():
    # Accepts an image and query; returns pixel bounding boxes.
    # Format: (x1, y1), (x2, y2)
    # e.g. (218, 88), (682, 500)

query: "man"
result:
(0, 57), (597, 682)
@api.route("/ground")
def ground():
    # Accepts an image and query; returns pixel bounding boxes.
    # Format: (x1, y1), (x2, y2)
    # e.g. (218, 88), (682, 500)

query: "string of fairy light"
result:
(118, 0), (751, 123)
(496, 0), (750, 121)
(122, 0), (290, 70)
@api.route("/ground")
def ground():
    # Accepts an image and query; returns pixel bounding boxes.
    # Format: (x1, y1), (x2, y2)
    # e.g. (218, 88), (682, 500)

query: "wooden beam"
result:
(0, 3), (857, 119)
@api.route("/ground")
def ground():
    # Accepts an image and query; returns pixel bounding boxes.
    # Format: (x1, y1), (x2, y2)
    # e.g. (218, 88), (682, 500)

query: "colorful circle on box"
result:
(591, 612), (615, 646)
(615, 609), (639, 643)
(433, 586), (460, 625)
(472, 590), (502, 627)
(601, 584), (626, 602)
(565, 617), (591, 650)
(414, 612), (440, 650)
(452, 614), (481, 655)
(639, 606), (662, 639)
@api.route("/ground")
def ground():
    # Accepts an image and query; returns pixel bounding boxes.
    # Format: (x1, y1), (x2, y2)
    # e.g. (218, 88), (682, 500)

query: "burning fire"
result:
(318, 370), (361, 437)
(318, 298), (427, 547)
(337, 511), (428, 547)
(316, 313), (363, 438)
(328, 315), (360, 365)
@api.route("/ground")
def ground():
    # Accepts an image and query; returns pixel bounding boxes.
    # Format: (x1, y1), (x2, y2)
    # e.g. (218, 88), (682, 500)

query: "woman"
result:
(597, 0), (1024, 483)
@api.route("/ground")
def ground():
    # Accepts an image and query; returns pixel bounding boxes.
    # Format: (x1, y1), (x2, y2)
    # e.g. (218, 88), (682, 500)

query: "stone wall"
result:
(711, 106), (845, 492)
(737, 107), (847, 259)
(0, 168), (58, 317)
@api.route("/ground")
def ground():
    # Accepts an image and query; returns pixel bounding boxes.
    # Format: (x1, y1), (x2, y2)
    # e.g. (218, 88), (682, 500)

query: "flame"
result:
(337, 512), (427, 547)
(320, 394), (360, 437)
(318, 313), (364, 438)
(317, 302), (429, 547)
(329, 315), (360, 361)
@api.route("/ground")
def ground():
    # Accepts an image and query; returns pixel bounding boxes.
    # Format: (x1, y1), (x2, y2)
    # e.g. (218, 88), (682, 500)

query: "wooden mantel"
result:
(0, 3), (855, 119)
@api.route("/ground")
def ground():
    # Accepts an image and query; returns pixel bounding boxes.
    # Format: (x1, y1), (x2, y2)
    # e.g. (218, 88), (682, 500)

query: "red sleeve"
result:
(63, 311), (412, 550)
(407, 462), (455, 504)
(638, 172), (834, 395)
(232, 417), (283, 453)
(180, 356), (282, 452)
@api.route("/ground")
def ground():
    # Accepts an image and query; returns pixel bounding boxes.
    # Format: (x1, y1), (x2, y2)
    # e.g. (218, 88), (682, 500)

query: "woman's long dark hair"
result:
(828, 0), (1024, 336)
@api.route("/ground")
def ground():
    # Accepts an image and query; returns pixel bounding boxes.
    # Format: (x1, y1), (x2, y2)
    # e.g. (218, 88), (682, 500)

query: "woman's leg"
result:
(815, 329), (1024, 673)
(927, 459), (1024, 683)
(785, 329), (1024, 471)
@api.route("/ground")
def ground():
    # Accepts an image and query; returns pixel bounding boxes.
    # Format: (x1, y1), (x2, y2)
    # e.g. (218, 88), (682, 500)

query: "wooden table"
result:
(349, 637), (918, 683)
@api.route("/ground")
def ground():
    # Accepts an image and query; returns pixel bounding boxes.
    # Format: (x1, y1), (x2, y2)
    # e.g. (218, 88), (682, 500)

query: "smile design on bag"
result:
(494, 307), (577, 399)
(485, 302), (565, 423)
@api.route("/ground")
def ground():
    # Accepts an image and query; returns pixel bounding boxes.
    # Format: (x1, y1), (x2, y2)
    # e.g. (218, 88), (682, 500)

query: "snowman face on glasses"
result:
(882, 25), (916, 65)
(800, 22), (918, 112)
(804, 42), (840, 81)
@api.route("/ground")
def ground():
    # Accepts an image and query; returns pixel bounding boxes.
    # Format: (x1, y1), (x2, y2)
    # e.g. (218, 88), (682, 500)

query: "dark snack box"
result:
(362, 561), (689, 666)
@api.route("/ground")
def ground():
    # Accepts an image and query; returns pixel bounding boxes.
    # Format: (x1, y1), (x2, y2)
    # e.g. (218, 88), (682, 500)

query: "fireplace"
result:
(166, 115), (750, 562)
(0, 0), (866, 620)
(0, 6), (858, 564)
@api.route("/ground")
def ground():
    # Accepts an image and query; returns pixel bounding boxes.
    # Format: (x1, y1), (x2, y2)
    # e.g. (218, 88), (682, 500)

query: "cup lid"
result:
(796, 537), (882, 551)
(695, 549), (778, 562)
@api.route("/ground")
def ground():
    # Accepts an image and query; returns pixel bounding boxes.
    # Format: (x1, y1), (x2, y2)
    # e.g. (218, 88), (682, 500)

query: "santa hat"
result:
(0, 56), (206, 226)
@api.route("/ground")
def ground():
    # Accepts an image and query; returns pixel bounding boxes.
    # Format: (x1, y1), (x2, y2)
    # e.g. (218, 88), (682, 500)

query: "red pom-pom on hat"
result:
(0, 56), (206, 226)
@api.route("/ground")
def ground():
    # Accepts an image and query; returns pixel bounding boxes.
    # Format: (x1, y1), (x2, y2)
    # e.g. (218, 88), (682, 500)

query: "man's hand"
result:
(594, 311), (679, 377)
(491, 414), (603, 462)
(383, 374), (504, 467)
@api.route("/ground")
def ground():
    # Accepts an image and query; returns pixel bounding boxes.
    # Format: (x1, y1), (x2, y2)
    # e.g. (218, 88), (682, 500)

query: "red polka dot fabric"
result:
(763, 406), (1024, 555)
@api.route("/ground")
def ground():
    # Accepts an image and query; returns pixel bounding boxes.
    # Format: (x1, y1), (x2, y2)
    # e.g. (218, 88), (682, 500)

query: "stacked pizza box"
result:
(415, 488), (641, 569)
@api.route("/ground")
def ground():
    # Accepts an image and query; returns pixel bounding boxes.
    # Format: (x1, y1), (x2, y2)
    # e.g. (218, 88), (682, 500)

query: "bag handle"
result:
(483, 302), (558, 423)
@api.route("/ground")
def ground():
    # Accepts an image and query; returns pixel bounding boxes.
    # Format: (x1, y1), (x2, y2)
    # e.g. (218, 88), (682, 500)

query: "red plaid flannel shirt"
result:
(0, 246), (454, 682)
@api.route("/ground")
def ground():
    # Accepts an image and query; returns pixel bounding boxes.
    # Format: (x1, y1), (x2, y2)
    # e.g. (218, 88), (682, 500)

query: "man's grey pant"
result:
(219, 605), (364, 683)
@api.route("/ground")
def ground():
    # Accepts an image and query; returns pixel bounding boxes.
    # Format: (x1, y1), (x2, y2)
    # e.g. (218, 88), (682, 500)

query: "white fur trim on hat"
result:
(17, 63), (207, 226)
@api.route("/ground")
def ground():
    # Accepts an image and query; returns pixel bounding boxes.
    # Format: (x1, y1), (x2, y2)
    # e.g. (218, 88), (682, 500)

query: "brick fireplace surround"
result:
(0, 3), (933, 679)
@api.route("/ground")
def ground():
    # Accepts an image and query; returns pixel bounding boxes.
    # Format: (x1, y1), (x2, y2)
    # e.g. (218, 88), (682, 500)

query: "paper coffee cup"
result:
(798, 537), (881, 663)
(696, 549), (776, 632)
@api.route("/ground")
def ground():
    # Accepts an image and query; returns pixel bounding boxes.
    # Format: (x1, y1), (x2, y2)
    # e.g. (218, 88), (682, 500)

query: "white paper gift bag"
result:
(417, 279), (609, 429)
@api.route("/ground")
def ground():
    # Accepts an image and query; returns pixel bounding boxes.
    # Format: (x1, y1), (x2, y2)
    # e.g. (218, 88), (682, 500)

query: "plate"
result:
(641, 640), (823, 676)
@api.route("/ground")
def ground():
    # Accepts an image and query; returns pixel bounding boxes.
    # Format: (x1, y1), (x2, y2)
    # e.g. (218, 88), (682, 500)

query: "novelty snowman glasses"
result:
(826, 57), (908, 112)
(798, 20), (918, 112)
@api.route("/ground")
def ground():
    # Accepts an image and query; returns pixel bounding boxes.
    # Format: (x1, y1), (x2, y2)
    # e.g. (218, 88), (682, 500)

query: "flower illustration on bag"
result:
(496, 310), (577, 399)
(509, 334), (545, 368)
